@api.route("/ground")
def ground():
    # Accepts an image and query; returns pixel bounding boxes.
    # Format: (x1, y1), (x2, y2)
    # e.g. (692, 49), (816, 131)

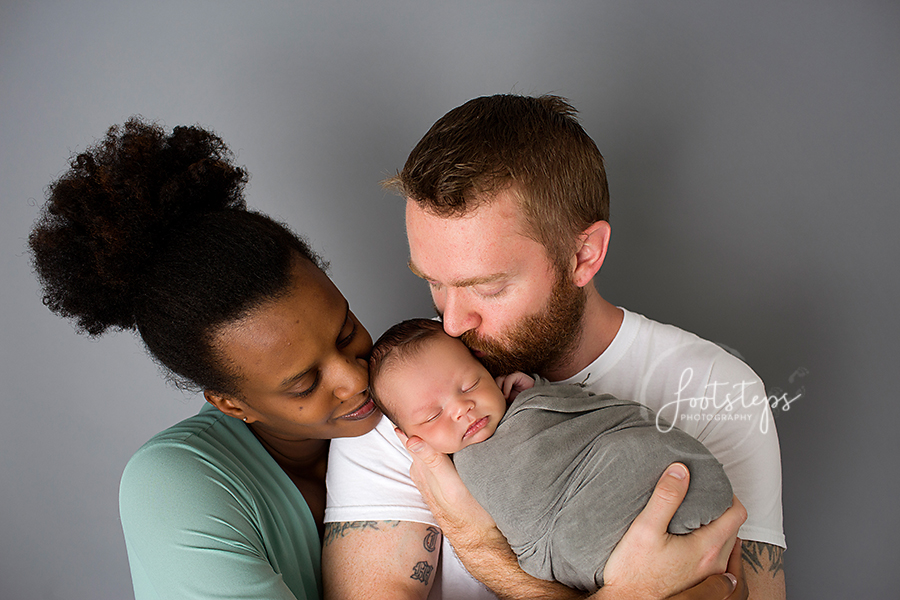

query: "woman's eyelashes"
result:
(292, 372), (321, 398)
(336, 309), (358, 348)
(290, 312), (361, 400)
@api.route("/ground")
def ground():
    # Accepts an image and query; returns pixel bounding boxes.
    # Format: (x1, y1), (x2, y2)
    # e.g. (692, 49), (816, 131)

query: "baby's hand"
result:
(495, 371), (535, 402)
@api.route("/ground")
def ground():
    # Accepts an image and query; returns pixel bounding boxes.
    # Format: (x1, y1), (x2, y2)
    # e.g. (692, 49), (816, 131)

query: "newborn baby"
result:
(369, 318), (734, 592)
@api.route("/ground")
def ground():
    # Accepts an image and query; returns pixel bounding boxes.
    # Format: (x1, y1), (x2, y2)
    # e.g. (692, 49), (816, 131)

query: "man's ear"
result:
(204, 390), (253, 423)
(571, 221), (611, 288)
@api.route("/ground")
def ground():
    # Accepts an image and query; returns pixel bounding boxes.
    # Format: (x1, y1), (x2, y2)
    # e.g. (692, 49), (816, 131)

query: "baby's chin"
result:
(450, 440), (475, 454)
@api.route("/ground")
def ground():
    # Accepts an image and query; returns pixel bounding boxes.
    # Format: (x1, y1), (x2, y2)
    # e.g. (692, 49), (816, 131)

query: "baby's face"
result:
(380, 334), (507, 454)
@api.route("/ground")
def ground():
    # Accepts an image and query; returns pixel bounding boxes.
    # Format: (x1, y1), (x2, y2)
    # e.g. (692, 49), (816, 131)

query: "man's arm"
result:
(322, 520), (440, 600)
(741, 541), (786, 599)
(402, 432), (748, 600)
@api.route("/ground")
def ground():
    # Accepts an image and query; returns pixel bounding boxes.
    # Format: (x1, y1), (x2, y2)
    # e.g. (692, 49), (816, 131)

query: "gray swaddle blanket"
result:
(453, 380), (733, 592)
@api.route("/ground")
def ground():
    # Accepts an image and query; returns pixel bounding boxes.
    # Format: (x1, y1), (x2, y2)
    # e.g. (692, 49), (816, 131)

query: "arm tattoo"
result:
(323, 520), (400, 546)
(742, 540), (785, 577)
(423, 526), (440, 552)
(411, 561), (434, 585)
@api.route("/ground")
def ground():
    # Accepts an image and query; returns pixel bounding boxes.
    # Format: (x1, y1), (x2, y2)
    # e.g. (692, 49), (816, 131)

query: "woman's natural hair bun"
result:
(29, 117), (249, 336)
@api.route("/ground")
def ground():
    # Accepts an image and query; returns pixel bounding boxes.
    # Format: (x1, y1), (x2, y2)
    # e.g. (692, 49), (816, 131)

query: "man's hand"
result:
(398, 429), (584, 600)
(664, 540), (747, 600)
(395, 428), (497, 545)
(599, 463), (748, 600)
(398, 436), (751, 600)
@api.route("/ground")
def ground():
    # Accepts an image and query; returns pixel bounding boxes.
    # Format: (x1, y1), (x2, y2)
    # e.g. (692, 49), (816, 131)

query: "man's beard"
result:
(456, 271), (586, 378)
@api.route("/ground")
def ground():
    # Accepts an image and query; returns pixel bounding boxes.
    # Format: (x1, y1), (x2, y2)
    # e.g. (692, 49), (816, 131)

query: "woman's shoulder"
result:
(118, 405), (322, 600)
(125, 405), (235, 466)
(120, 404), (267, 506)
(119, 403), (310, 543)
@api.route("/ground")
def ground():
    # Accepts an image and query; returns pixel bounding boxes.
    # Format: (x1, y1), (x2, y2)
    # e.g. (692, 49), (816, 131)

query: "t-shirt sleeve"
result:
(325, 416), (437, 526)
(653, 347), (785, 548)
(119, 441), (306, 600)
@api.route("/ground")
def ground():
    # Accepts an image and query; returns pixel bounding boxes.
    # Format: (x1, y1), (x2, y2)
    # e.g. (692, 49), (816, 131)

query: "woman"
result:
(29, 119), (380, 599)
(30, 119), (743, 600)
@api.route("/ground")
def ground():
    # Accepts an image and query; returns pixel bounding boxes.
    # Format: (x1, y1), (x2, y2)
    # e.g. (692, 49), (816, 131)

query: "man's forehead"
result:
(406, 194), (534, 255)
(407, 204), (547, 287)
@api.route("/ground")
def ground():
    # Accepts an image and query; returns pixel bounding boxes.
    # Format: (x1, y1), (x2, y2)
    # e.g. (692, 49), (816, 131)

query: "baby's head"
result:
(369, 319), (507, 454)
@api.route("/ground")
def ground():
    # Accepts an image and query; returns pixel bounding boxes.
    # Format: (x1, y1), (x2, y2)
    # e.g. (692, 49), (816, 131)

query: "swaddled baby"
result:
(369, 318), (734, 592)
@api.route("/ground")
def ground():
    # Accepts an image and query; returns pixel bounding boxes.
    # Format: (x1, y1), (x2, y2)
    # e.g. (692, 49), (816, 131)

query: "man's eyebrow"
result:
(407, 260), (428, 280)
(407, 260), (508, 288)
(278, 300), (350, 389)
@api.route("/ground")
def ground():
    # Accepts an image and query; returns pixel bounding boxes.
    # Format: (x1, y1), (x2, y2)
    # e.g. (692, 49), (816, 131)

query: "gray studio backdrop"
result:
(2, 1), (898, 598)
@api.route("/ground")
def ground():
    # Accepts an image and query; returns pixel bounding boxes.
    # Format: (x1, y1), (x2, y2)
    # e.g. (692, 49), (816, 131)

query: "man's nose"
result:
(441, 288), (482, 338)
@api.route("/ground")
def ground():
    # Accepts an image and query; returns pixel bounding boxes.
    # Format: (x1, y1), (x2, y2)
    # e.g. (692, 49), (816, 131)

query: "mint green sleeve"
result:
(120, 439), (319, 600)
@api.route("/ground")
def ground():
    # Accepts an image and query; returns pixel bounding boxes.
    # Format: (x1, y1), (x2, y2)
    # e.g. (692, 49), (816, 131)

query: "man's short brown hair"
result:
(385, 94), (609, 270)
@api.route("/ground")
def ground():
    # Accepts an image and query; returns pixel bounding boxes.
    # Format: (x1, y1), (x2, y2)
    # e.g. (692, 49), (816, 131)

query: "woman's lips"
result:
(340, 397), (378, 421)
(464, 416), (488, 438)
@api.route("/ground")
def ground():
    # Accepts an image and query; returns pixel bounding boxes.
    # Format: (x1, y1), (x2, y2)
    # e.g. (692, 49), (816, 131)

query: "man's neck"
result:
(542, 288), (623, 382)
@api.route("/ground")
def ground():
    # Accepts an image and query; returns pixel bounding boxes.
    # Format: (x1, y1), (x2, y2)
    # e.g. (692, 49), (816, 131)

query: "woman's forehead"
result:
(212, 262), (347, 379)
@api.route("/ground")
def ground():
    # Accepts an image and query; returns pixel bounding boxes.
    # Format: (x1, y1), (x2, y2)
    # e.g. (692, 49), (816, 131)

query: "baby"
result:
(369, 318), (734, 592)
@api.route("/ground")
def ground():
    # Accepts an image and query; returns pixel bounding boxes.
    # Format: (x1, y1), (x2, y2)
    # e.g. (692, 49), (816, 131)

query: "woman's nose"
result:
(334, 356), (368, 400)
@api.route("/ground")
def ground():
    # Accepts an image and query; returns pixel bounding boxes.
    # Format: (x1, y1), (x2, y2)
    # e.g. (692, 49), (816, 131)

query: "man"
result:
(324, 95), (784, 599)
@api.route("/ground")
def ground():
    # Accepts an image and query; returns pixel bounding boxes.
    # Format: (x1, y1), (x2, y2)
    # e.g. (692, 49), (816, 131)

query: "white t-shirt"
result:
(325, 309), (785, 599)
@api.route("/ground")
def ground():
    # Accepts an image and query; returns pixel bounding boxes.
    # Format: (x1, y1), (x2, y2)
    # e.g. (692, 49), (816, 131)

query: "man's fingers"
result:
(635, 462), (691, 532)
(703, 496), (748, 550)
(667, 573), (737, 600)
(396, 430), (456, 491)
(724, 496), (749, 532)
(395, 428), (436, 464)
(394, 428), (497, 536)
(726, 538), (742, 574)
(404, 435), (446, 468)
(724, 538), (748, 600)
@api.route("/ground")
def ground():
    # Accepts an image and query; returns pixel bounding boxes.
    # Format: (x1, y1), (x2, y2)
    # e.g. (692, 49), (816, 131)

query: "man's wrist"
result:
(444, 526), (582, 600)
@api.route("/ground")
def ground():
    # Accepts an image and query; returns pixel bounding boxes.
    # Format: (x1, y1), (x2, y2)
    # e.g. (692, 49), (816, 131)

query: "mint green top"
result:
(119, 404), (322, 599)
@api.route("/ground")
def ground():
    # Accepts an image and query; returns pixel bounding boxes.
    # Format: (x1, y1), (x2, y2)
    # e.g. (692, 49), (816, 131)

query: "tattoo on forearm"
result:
(323, 520), (400, 546)
(411, 560), (434, 585)
(742, 540), (785, 577)
(423, 526), (440, 552)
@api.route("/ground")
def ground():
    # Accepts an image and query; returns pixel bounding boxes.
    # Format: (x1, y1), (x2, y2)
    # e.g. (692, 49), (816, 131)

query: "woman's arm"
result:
(120, 441), (310, 599)
(402, 434), (747, 600)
